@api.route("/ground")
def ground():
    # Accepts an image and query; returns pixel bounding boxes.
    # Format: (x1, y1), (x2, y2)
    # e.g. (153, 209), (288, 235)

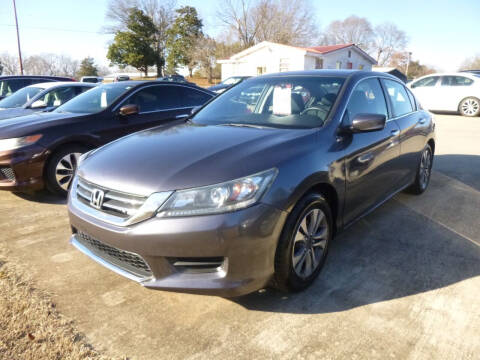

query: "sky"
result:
(1, 0), (479, 72)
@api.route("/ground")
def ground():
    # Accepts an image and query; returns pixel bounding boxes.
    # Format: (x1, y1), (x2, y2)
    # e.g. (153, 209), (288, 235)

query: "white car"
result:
(407, 73), (480, 117)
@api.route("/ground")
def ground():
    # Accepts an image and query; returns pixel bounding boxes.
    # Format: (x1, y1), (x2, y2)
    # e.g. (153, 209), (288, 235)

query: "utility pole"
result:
(405, 51), (412, 80)
(12, 0), (24, 75)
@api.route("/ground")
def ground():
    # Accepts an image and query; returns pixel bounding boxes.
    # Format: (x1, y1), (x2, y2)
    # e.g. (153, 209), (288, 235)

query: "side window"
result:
(383, 79), (414, 117)
(411, 76), (439, 88)
(178, 87), (212, 107)
(441, 76), (473, 86)
(127, 86), (180, 112)
(37, 87), (77, 107)
(76, 86), (92, 95)
(346, 78), (388, 122)
(8, 79), (30, 93)
(405, 87), (417, 111)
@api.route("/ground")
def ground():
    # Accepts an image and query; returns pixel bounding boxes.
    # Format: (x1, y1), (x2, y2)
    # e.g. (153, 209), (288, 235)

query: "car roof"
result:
(0, 75), (73, 80)
(258, 69), (400, 82)
(26, 81), (95, 89)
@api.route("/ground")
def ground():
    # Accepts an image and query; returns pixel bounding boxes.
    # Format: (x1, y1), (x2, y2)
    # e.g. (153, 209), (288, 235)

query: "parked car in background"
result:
(408, 72), (480, 116)
(81, 76), (103, 84)
(0, 81), (214, 195)
(114, 75), (130, 82)
(68, 70), (435, 297)
(208, 76), (251, 93)
(157, 74), (194, 85)
(0, 82), (95, 120)
(460, 70), (480, 76)
(0, 75), (74, 100)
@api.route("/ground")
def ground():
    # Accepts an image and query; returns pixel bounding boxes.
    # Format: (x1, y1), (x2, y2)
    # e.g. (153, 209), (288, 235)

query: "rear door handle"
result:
(419, 118), (427, 124)
(357, 153), (374, 164)
(391, 129), (400, 136)
(175, 114), (189, 119)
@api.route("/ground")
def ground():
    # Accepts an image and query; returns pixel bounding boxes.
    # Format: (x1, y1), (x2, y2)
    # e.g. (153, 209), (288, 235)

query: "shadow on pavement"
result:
(232, 195), (480, 314)
(434, 154), (480, 192)
(13, 190), (66, 205)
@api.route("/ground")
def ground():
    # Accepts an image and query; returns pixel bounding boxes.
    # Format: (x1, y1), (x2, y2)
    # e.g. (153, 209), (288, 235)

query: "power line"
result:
(0, 23), (103, 34)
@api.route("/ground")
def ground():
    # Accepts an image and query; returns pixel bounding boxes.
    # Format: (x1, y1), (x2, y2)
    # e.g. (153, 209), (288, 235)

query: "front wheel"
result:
(459, 97), (480, 117)
(273, 193), (332, 292)
(45, 145), (87, 196)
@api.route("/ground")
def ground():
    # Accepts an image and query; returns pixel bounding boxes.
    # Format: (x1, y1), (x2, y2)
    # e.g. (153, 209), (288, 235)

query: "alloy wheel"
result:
(291, 208), (329, 279)
(419, 147), (432, 189)
(55, 152), (82, 191)
(461, 98), (479, 116)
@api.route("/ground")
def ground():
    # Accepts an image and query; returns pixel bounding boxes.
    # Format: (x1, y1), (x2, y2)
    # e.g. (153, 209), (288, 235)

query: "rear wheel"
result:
(459, 97), (480, 117)
(407, 144), (433, 195)
(45, 145), (87, 196)
(273, 193), (332, 292)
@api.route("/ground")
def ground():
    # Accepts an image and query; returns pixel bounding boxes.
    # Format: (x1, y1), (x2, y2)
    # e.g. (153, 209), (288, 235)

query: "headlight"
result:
(157, 168), (277, 217)
(0, 134), (42, 152)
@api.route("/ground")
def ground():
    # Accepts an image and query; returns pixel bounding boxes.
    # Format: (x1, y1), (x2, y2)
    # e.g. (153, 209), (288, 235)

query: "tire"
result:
(273, 193), (333, 292)
(45, 145), (88, 196)
(459, 97), (480, 117)
(407, 144), (433, 195)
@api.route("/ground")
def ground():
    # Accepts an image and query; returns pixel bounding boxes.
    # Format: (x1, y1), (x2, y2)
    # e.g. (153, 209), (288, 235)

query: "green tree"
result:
(76, 57), (98, 77)
(107, 8), (158, 76)
(166, 6), (203, 76)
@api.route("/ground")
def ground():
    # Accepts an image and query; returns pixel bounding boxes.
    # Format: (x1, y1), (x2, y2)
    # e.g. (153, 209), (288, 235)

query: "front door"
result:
(341, 78), (402, 225)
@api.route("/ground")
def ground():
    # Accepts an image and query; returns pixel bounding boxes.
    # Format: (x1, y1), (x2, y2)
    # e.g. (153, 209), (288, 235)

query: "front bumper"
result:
(69, 194), (288, 297)
(0, 145), (48, 192)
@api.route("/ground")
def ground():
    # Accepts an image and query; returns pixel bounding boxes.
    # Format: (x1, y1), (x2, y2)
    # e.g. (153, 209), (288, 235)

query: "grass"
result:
(0, 244), (120, 360)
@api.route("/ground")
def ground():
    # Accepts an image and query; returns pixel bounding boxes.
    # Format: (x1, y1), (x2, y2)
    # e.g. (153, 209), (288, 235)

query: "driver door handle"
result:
(418, 118), (427, 124)
(391, 129), (400, 136)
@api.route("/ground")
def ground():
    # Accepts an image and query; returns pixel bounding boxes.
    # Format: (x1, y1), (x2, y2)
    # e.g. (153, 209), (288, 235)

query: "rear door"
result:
(437, 75), (475, 111)
(343, 77), (402, 225)
(382, 79), (426, 186)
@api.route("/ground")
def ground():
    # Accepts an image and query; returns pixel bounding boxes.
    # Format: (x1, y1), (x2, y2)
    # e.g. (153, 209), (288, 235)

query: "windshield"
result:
(0, 86), (43, 108)
(194, 76), (345, 129)
(55, 83), (132, 113)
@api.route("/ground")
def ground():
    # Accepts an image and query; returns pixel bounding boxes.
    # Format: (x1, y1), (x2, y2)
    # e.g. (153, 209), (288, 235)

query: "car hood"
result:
(0, 111), (84, 139)
(0, 107), (35, 120)
(78, 122), (317, 196)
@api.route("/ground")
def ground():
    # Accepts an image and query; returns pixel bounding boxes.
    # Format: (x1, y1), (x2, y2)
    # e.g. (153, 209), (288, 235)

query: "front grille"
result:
(76, 177), (146, 219)
(169, 257), (225, 274)
(0, 167), (15, 181)
(76, 231), (152, 278)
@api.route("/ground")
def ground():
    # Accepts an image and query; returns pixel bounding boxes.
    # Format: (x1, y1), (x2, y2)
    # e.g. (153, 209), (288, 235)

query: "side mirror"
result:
(191, 106), (201, 115)
(31, 100), (47, 109)
(119, 104), (139, 116)
(348, 114), (386, 133)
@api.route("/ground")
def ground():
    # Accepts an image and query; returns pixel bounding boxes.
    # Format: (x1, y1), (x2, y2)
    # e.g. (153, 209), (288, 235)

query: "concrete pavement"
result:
(1, 114), (479, 359)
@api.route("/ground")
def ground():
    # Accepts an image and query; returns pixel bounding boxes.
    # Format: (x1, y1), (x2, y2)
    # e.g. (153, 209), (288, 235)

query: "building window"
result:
(348, 50), (352, 58)
(257, 66), (266, 75)
(336, 61), (342, 69)
(358, 64), (364, 70)
(315, 58), (323, 69)
(279, 58), (289, 72)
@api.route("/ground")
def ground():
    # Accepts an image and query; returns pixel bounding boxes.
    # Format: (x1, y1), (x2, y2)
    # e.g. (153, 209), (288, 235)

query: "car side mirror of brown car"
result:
(346, 113), (386, 133)
(119, 104), (139, 116)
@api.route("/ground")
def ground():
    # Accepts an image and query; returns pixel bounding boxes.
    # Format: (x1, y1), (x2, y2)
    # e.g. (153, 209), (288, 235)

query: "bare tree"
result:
(460, 54), (480, 70)
(195, 36), (218, 82)
(0, 53), (19, 75)
(217, 0), (319, 48)
(23, 54), (79, 77)
(372, 23), (408, 66)
(322, 15), (374, 52)
(105, 0), (176, 75)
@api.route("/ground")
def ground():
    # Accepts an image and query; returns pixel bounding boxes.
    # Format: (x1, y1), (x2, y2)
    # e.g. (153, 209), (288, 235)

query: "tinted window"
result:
(411, 76), (439, 88)
(383, 79), (414, 117)
(30, 78), (54, 85)
(441, 76), (473, 86)
(34, 86), (78, 107)
(346, 78), (388, 122)
(178, 87), (212, 107)
(0, 79), (30, 97)
(127, 86), (180, 112)
(194, 76), (345, 129)
(0, 86), (43, 108)
(55, 83), (132, 114)
(405, 87), (417, 110)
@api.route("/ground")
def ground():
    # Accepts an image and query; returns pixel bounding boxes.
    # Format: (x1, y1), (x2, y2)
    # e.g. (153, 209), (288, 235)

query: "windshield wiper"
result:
(219, 123), (271, 129)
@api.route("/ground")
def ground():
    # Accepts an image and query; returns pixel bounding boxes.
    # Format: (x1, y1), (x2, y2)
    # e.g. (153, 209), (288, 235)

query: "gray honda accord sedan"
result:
(68, 70), (435, 297)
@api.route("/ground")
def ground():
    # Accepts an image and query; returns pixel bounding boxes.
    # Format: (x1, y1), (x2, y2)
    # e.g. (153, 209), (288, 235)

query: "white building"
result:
(218, 41), (377, 80)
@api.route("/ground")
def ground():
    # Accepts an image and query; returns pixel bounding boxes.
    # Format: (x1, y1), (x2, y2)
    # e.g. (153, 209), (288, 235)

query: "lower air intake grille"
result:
(169, 257), (225, 274)
(0, 167), (15, 181)
(77, 232), (152, 278)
